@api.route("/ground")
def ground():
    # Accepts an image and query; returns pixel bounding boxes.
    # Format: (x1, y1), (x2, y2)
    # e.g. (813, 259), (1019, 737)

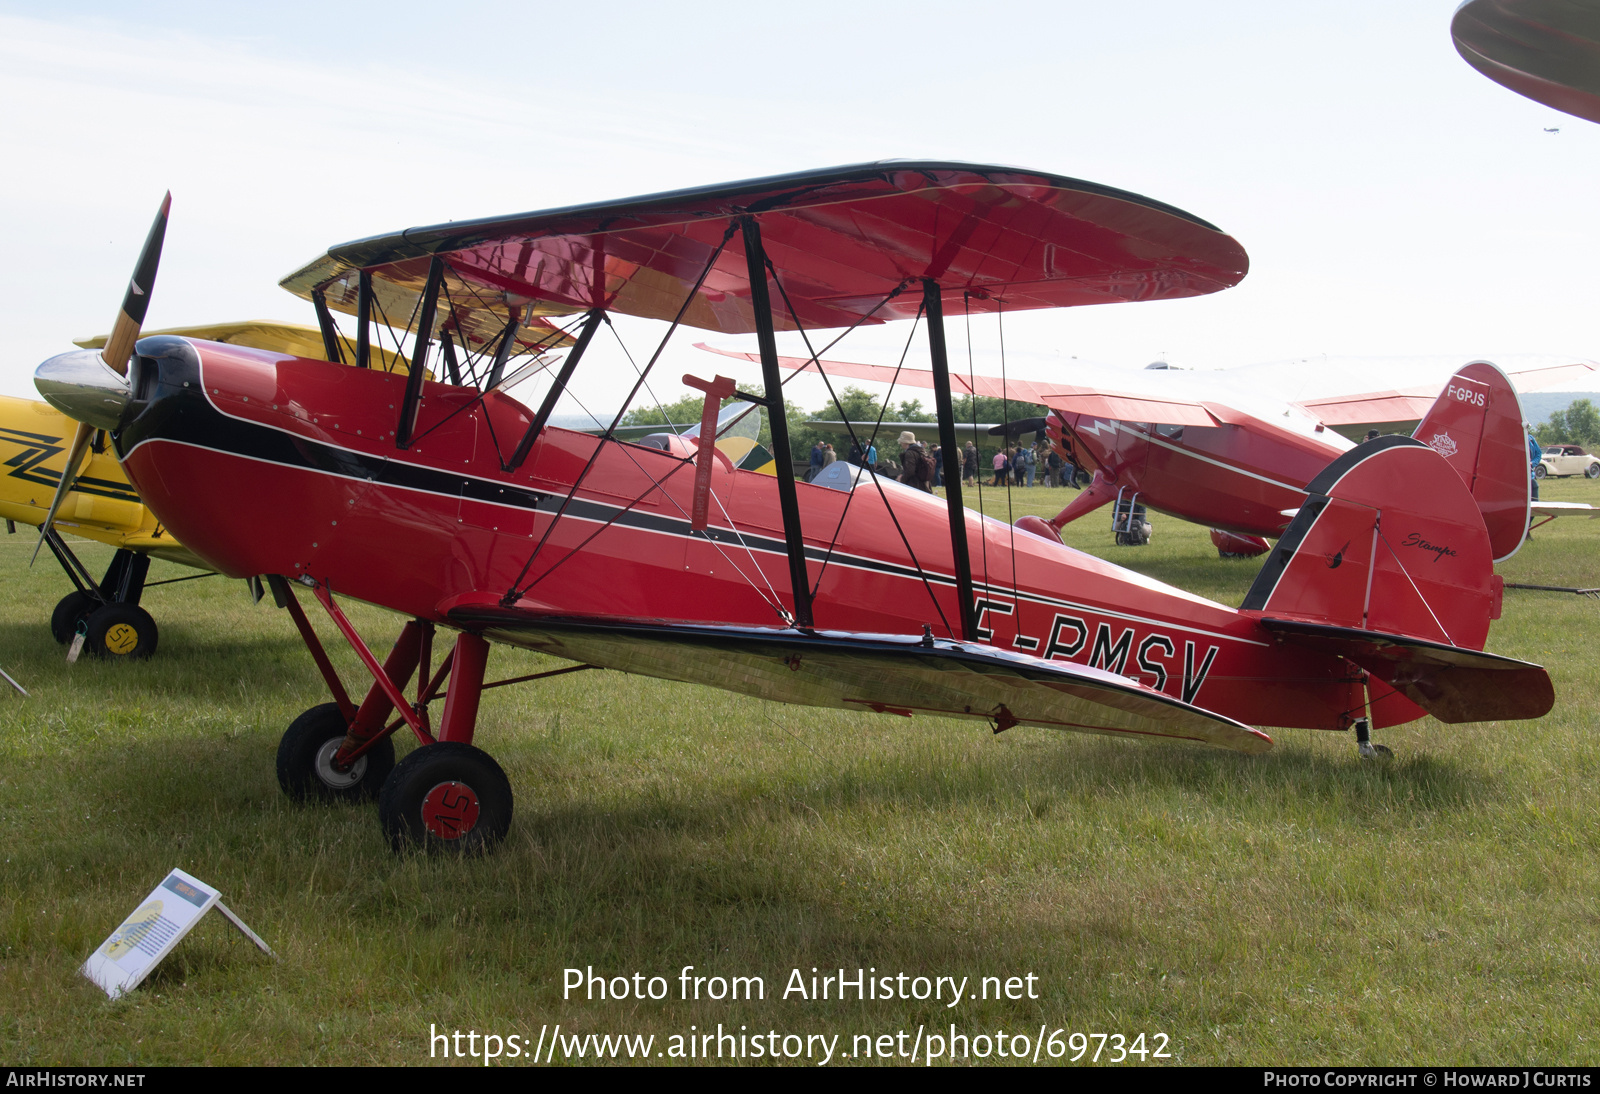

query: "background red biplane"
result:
(36, 162), (1554, 854)
(702, 344), (1594, 559)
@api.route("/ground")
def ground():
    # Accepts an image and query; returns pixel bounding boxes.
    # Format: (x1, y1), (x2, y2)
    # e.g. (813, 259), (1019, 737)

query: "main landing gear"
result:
(265, 576), (576, 855)
(1111, 487), (1151, 547)
(43, 538), (159, 660)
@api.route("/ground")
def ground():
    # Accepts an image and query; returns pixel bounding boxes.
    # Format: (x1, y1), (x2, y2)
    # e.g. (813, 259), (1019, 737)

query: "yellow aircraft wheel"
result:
(84, 603), (159, 661)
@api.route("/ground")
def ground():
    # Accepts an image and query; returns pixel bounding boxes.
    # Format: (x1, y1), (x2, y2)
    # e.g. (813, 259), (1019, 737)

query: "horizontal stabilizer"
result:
(1533, 500), (1600, 520)
(451, 612), (1273, 753)
(1258, 617), (1553, 723)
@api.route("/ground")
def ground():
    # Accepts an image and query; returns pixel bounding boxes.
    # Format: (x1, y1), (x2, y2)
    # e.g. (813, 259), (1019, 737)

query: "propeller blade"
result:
(33, 191), (169, 562)
(100, 191), (171, 376)
(30, 421), (93, 565)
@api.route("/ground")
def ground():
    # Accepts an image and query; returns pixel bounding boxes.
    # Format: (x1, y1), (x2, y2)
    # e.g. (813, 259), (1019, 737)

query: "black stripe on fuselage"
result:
(117, 336), (549, 511)
(118, 336), (1252, 646)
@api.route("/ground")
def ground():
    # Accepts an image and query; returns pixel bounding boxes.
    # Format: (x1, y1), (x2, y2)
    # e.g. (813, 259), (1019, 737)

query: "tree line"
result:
(1535, 398), (1600, 448)
(622, 386), (1050, 463)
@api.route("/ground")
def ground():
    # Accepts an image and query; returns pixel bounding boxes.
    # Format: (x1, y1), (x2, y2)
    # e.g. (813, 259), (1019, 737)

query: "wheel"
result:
(1535, 464), (1548, 480)
(84, 602), (158, 660)
(378, 742), (513, 855)
(50, 590), (98, 645)
(276, 702), (395, 803)
(1586, 463), (1600, 479)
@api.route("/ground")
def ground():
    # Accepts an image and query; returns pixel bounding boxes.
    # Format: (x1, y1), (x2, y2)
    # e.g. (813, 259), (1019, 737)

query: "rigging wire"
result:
(773, 282), (910, 390)
(555, 365), (789, 617)
(518, 383), (789, 619)
(503, 223), (740, 602)
(965, 293), (989, 603)
(405, 308), (593, 458)
(764, 267), (953, 637)
(998, 299), (1021, 611)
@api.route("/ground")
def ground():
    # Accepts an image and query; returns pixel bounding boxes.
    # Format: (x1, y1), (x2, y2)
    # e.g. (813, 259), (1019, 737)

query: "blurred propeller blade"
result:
(30, 422), (93, 565)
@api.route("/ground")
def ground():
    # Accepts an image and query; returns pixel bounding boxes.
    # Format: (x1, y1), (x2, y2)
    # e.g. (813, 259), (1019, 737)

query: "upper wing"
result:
(697, 344), (1225, 428)
(77, 321), (416, 374)
(1453, 0), (1600, 124)
(447, 611), (1273, 753)
(281, 161), (1248, 337)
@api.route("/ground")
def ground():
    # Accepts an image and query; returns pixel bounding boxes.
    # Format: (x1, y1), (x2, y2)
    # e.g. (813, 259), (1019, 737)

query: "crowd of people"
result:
(805, 435), (1082, 491)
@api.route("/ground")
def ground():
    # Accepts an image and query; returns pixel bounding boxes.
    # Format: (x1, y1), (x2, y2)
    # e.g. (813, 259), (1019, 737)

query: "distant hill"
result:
(1520, 392), (1600, 427)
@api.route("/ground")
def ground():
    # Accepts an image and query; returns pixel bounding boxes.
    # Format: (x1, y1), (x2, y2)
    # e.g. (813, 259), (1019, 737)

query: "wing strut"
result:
(355, 270), (373, 369)
(311, 290), (345, 364)
(396, 256), (445, 447)
(507, 309), (604, 471)
(485, 310), (521, 391)
(923, 279), (978, 641)
(740, 216), (814, 630)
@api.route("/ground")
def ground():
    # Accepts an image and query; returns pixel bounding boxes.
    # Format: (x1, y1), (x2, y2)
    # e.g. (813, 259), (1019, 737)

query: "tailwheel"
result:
(84, 602), (158, 660)
(1353, 718), (1394, 762)
(277, 702), (395, 802)
(50, 590), (98, 645)
(378, 742), (513, 855)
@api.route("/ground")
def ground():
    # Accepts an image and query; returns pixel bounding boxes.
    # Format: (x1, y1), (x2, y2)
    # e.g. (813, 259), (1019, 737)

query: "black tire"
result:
(378, 742), (513, 855)
(1587, 464), (1600, 479)
(1535, 464), (1548, 480)
(84, 602), (158, 660)
(276, 702), (395, 803)
(50, 590), (99, 645)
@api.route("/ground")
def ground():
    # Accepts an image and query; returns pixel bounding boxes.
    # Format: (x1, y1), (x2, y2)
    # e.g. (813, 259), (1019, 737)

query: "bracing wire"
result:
(764, 269), (953, 637)
(503, 224), (739, 602)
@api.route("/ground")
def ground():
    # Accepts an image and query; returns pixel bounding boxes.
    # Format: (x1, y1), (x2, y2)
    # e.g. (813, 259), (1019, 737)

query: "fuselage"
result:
(1051, 406), (1351, 538)
(113, 336), (1425, 732)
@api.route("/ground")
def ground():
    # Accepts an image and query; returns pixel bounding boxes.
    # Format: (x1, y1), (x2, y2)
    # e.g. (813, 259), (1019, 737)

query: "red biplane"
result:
(703, 345), (1592, 559)
(36, 162), (1554, 854)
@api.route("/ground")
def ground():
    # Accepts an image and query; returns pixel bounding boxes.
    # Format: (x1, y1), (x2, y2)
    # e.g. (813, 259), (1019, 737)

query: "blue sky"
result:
(2, 1), (1596, 408)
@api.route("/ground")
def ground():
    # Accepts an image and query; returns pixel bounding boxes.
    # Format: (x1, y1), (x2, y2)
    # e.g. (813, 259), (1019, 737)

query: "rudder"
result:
(1411, 359), (1530, 562)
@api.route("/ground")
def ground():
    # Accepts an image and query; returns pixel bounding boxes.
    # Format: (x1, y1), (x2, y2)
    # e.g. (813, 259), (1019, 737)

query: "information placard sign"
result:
(81, 868), (272, 999)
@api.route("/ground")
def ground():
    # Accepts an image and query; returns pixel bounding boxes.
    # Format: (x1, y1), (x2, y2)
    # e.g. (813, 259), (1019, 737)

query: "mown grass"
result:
(0, 478), (1596, 1066)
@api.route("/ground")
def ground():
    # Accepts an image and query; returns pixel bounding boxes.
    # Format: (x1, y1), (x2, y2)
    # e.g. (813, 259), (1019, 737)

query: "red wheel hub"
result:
(421, 781), (480, 839)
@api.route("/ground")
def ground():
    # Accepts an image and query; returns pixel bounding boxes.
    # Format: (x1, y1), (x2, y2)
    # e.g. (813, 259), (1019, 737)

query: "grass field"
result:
(1, 478), (1597, 1066)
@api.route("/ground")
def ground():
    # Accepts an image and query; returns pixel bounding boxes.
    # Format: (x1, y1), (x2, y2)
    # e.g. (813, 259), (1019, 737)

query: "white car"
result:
(1537, 444), (1600, 479)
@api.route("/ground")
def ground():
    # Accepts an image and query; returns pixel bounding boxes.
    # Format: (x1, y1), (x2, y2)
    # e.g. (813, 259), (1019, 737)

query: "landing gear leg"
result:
(1355, 677), (1392, 761)
(269, 579), (518, 854)
(43, 542), (158, 659)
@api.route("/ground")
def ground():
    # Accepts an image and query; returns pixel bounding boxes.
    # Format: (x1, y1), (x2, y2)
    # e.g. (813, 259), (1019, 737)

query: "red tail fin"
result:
(1411, 360), (1530, 562)
(1241, 435), (1500, 651)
